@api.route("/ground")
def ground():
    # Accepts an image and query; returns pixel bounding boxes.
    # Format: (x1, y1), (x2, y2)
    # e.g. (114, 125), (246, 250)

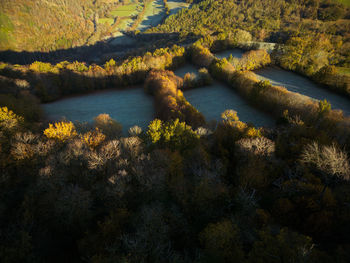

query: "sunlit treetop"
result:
(0, 106), (24, 131)
(43, 121), (77, 142)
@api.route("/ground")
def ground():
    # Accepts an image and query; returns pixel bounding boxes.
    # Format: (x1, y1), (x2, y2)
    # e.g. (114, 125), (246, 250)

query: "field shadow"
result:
(0, 32), (183, 65)
(138, 0), (166, 30)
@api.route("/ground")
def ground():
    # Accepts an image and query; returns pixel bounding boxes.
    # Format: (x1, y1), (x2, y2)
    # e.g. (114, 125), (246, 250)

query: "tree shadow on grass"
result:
(0, 32), (184, 65)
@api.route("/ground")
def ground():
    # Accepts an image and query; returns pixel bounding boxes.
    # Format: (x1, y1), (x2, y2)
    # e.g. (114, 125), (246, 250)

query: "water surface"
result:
(254, 67), (350, 116)
(174, 64), (274, 126)
(215, 49), (245, 59)
(183, 81), (274, 127)
(174, 64), (198, 78)
(43, 88), (154, 131)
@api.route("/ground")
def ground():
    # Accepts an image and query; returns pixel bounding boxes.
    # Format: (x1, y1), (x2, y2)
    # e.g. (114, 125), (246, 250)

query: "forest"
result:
(150, 0), (350, 67)
(1, 0), (350, 263)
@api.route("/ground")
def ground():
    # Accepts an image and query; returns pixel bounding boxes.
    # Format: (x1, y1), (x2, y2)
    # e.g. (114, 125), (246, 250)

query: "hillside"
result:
(0, 0), (154, 52)
(1, 0), (350, 262)
(0, 0), (109, 51)
(0, 0), (196, 53)
(149, 0), (350, 67)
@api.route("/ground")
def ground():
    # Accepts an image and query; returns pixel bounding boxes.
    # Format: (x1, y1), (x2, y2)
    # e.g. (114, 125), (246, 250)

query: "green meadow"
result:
(336, 0), (350, 6)
(0, 12), (14, 49)
(338, 67), (350, 75)
(110, 3), (141, 17)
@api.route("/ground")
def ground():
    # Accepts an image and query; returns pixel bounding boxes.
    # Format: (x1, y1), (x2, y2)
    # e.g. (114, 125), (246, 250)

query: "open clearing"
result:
(338, 67), (350, 76)
(98, 1), (141, 28)
(137, 0), (165, 31)
(336, 0), (350, 7)
(110, 3), (141, 17)
(167, 0), (190, 15)
(98, 18), (114, 26)
(100, 1), (190, 33)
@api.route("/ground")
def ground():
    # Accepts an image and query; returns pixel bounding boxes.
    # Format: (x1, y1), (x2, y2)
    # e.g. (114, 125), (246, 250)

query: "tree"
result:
(199, 219), (245, 263)
(0, 106), (24, 132)
(94, 114), (122, 139)
(317, 99), (331, 118)
(221, 109), (247, 131)
(248, 228), (317, 263)
(81, 128), (106, 149)
(146, 119), (199, 152)
(279, 35), (332, 76)
(301, 141), (350, 182)
(43, 121), (77, 142)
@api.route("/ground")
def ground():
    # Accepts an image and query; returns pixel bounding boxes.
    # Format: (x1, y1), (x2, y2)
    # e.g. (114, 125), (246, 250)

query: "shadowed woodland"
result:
(1, 0), (350, 262)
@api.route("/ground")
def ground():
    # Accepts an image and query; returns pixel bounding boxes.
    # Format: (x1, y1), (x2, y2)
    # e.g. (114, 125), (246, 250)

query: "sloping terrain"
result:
(149, 0), (350, 68)
(0, 0), (122, 52)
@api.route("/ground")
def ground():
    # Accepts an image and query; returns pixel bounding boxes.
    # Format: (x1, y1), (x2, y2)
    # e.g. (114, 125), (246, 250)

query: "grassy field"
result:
(336, 0), (350, 6)
(167, 0), (190, 15)
(0, 12), (14, 49)
(99, 18), (115, 26)
(137, 0), (165, 31)
(338, 67), (350, 75)
(110, 3), (141, 17)
(118, 17), (134, 30)
(99, 1), (142, 31)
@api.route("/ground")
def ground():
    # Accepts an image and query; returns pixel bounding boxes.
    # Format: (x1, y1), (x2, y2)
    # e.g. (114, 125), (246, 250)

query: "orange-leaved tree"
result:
(81, 128), (106, 149)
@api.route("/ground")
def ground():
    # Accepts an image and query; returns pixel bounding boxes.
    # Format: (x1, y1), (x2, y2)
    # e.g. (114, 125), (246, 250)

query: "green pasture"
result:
(0, 12), (14, 48)
(118, 17), (134, 30)
(99, 18), (114, 26)
(136, 0), (164, 31)
(336, 0), (350, 7)
(110, 3), (141, 17)
(337, 67), (350, 76)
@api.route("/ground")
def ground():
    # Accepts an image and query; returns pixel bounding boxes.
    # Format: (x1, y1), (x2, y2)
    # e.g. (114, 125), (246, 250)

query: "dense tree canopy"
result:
(0, 0), (350, 262)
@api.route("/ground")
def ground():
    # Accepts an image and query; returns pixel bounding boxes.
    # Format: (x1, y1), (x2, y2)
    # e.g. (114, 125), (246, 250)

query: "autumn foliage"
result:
(0, 106), (24, 131)
(43, 121), (77, 141)
(81, 128), (106, 149)
(145, 69), (205, 127)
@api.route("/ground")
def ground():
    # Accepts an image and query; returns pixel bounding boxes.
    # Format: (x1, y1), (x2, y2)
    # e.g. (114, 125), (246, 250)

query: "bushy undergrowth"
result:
(1, 105), (350, 262)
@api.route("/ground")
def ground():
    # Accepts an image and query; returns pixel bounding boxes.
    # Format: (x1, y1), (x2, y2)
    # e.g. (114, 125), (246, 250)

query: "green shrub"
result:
(147, 118), (199, 152)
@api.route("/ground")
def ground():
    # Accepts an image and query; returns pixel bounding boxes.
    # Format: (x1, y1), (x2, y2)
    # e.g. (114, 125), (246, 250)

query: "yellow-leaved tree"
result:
(0, 107), (24, 131)
(221, 109), (262, 137)
(44, 121), (77, 141)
